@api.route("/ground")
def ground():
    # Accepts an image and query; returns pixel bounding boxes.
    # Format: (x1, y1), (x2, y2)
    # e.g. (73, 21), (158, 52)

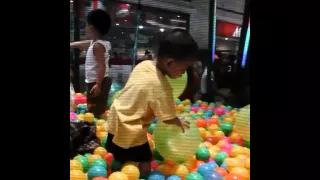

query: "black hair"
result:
(87, 9), (111, 36)
(158, 29), (198, 61)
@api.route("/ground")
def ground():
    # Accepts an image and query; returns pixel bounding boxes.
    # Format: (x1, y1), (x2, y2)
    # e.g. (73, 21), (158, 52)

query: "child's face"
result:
(164, 58), (194, 79)
(85, 23), (95, 39)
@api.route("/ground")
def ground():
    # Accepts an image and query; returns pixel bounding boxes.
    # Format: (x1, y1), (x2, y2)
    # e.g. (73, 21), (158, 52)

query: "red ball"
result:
(79, 96), (87, 104)
(104, 153), (114, 165)
(236, 137), (245, 146)
(150, 160), (159, 170)
(205, 136), (219, 145)
(206, 118), (219, 126)
(196, 118), (207, 128)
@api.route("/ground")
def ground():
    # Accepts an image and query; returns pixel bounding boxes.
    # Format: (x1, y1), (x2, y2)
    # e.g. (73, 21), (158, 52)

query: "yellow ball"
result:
(121, 164), (140, 180)
(148, 139), (155, 150)
(230, 167), (250, 180)
(70, 160), (83, 171)
(109, 172), (128, 180)
(213, 131), (225, 138)
(70, 170), (86, 180)
(236, 154), (248, 163)
(172, 164), (189, 179)
(244, 158), (250, 169)
(84, 113), (94, 123)
(98, 131), (108, 140)
(208, 124), (219, 134)
(203, 141), (213, 148)
(231, 146), (244, 157)
(96, 119), (105, 126)
(224, 158), (244, 172)
(199, 128), (207, 139)
(242, 147), (250, 157)
(77, 114), (85, 121)
(94, 147), (107, 158)
(208, 148), (217, 158)
(183, 99), (191, 105)
(211, 145), (220, 152)
(88, 154), (102, 164)
(123, 161), (138, 167)
(224, 117), (234, 124)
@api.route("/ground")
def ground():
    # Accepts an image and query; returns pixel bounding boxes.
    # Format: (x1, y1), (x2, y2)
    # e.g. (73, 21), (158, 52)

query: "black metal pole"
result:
(132, 0), (142, 68)
(72, 0), (81, 92)
(207, 0), (216, 94)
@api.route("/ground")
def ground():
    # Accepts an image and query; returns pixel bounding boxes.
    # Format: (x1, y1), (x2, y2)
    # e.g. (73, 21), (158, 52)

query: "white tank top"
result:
(85, 40), (111, 83)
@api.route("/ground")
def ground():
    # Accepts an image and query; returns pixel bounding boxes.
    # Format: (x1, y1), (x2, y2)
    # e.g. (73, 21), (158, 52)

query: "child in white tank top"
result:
(70, 9), (112, 119)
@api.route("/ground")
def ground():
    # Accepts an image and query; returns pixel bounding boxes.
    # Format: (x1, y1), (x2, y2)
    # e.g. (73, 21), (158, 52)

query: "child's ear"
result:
(167, 58), (175, 67)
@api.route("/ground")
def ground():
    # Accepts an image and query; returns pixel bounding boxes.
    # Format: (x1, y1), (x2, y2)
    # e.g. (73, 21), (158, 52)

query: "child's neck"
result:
(153, 59), (166, 76)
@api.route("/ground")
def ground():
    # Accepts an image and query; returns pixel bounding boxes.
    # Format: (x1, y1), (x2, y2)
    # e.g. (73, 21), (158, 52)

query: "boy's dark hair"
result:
(158, 29), (198, 61)
(87, 9), (111, 36)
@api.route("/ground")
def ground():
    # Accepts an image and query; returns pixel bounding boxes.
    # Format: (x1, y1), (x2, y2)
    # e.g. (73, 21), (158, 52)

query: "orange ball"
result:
(231, 146), (244, 157)
(206, 118), (219, 126)
(244, 158), (250, 169)
(109, 172), (128, 180)
(75, 93), (83, 97)
(216, 140), (228, 148)
(195, 160), (205, 168)
(236, 155), (248, 163)
(184, 159), (197, 171)
(94, 147), (107, 158)
(230, 167), (250, 180)
(88, 154), (102, 164)
(224, 158), (244, 172)
(172, 164), (189, 179)
(92, 177), (108, 180)
(242, 148), (250, 157)
(121, 164), (140, 180)
(229, 132), (240, 143)
(163, 160), (179, 168)
(203, 141), (213, 148)
(224, 173), (244, 180)
(214, 167), (228, 177)
(196, 118), (207, 128)
(156, 164), (172, 176)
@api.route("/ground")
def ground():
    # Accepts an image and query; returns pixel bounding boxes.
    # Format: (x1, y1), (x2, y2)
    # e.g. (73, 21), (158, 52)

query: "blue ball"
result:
(167, 175), (181, 180)
(197, 164), (213, 177)
(147, 171), (165, 180)
(79, 109), (86, 114)
(220, 162), (227, 169)
(87, 166), (107, 180)
(206, 162), (219, 169)
(203, 172), (223, 180)
(193, 103), (200, 107)
(152, 118), (158, 123)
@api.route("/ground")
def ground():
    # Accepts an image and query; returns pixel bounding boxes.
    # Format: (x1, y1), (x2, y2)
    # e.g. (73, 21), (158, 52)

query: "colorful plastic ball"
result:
(220, 162), (226, 169)
(111, 160), (123, 171)
(91, 159), (107, 169)
(109, 172), (128, 180)
(203, 171), (223, 180)
(151, 160), (159, 170)
(87, 166), (107, 180)
(121, 164), (140, 180)
(147, 171), (165, 180)
(214, 167), (228, 177)
(224, 173), (244, 180)
(156, 164), (172, 177)
(244, 140), (250, 148)
(220, 123), (233, 136)
(244, 158), (250, 169)
(70, 170), (87, 180)
(197, 163), (212, 177)
(103, 154), (114, 166)
(70, 160), (83, 171)
(92, 177), (108, 180)
(195, 147), (210, 161)
(206, 161), (219, 169)
(172, 164), (189, 179)
(214, 152), (228, 166)
(231, 146), (244, 157)
(84, 113), (95, 123)
(85, 153), (92, 158)
(167, 175), (181, 180)
(101, 136), (108, 147)
(94, 147), (107, 158)
(148, 123), (156, 134)
(152, 118), (158, 123)
(75, 156), (89, 172)
(88, 154), (102, 164)
(223, 158), (244, 172)
(215, 107), (225, 116)
(185, 172), (204, 180)
(70, 112), (77, 122)
(230, 167), (250, 179)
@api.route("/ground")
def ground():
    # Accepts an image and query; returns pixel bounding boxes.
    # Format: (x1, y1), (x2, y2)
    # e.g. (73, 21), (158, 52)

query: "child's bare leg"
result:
(139, 161), (151, 178)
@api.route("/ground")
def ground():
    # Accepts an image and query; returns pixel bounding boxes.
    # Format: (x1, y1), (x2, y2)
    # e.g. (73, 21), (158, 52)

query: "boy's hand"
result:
(177, 118), (190, 133)
(90, 84), (101, 97)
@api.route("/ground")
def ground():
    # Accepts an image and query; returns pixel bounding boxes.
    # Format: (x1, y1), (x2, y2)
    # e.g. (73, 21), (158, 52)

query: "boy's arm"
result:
(70, 40), (91, 49)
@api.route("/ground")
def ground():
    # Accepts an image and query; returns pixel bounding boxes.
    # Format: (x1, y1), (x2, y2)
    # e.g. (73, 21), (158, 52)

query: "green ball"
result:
(148, 123), (156, 134)
(84, 153), (92, 158)
(214, 152), (228, 166)
(245, 140), (250, 149)
(101, 136), (108, 147)
(153, 148), (164, 161)
(195, 147), (210, 161)
(111, 160), (122, 171)
(75, 156), (89, 172)
(209, 102), (215, 107)
(184, 108), (191, 113)
(91, 159), (108, 169)
(185, 172), (204, 180)
(220, 122), (233, 136)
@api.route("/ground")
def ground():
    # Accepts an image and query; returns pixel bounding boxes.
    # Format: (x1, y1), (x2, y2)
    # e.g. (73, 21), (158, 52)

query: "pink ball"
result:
(221, 148), (231, 156)
(220, 137), (231, 143)
(207, 158), (214, 162)
(74, 97), (82, 105)
(221, 143), (233, 151)
(79, 96), (87, 104)
(70, 112), (77, 122)
(150, 161), (159, 170)
(191, 106), (199, 112)
(215, 107), (225, 116)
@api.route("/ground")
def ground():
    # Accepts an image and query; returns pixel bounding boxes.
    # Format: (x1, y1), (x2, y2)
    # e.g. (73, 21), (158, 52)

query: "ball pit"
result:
(70, 93), (250, 180)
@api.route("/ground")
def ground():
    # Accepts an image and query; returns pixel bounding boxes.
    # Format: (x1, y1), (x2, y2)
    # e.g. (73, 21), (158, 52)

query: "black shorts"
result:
(86, 77), (112, 118)
(105, 133), (152, 164)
